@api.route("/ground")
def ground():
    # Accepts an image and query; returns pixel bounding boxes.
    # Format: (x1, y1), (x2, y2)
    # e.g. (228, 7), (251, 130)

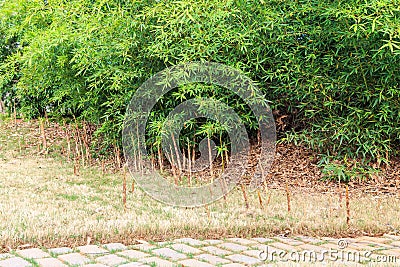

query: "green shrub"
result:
(0, 0), (399, 177)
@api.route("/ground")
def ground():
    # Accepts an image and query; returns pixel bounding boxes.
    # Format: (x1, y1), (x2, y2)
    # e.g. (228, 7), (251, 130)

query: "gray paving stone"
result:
(131, 244), (156, 251)
(218, 242), (248, 252)
(251, 237), (274, 243)
(295, 236), (323, 244)
(103, 243), (127, 251)
(118, 263), (147, 267)
(226, 254), (262, 265)
(195, 253), (231, 265)
(243, 249), (263, 258)
(178, 259), (214, 267)
(36, 258), (67, 267)
(16, 248), (50, 259)
(273, 237), (304, 246)
(48, 247), (73, 255)
(171, 243), (202, 254)
(139, 256), (174, 267)
(174, 238), (205, 246)
(96, 254), (127, 266)
(117, 249), (150, 259)
(0, 254), (12, 260)
(228, 238), (258, 245)
(203, 239), (223, 245)
(58, 253), (91, 265)
(201, 246), (232, 256)
(77, 245), (109, 255)
(152, 247), (187, 260)
(156, 241), (171, 246)
(0, 257), (31, 267)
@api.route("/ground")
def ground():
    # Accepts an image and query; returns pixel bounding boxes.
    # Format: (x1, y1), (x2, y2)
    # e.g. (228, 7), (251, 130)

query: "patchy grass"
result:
(0, 118), (399, 250)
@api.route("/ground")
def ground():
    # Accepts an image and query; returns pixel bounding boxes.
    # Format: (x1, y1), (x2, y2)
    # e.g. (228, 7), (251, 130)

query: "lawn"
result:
(0, 117), (399, 251)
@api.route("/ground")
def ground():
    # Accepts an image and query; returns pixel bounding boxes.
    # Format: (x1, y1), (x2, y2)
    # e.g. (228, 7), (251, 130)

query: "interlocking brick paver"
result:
(174, 238), (205, 246)
(16, 248), (50, 259)
(118, 263), (147, 267)
(195, 253), (231, 264)
(228, 238), (258, 245)
(251, 237), (274, 243)
(96, 254), (127, 266)
(320, 242), (342, 250)
(243, 249), (263, 258)
(299, 243), (329, 252)
(226, 254), (262, 265)
(0, 254), (11, 260)
(384, 234), (400, 241)
(58, 252), (91, 265)
(117, 249), (150, 259)
(77, 245), (109, 255)
(48, 247), (72, 255)
(171, 243), (202, 254)
(179, 258), (214, 267)
(5, 235), (399, 267)
(391, 241), (400, 247)
(131, 244), (156, 251)
(295, 236), (324, 244)
(0, 257), (31, 267)
(152, 247), (187, 260)
(139, 256), (174, 267)
(356, 236), (392, 244)
(36, 257), (67, 267)
(204, 239), (223, 245)
(274, 237), (304, 246)
(201, 246), (232, 256)
(218, 242), (248, 252)
(269, 242), (299, 251)
(103, 243), (127, 251)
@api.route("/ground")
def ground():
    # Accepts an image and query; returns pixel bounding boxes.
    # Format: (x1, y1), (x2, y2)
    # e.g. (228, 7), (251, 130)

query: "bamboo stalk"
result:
(115, 145), (121, 170)
(157, 143), (163, 172)
(171, 133), (182, 177)
(208, 137), (213, 180)
(205, 205), (211, 220)
(13, 100), (17, 130)
(192, 137), (196, 165)
(82, 121), (91, 166)
(266, 192), (271, 208)
(285, 180), (291, 213)
(64, 122), (71, 162)
(136, 124), (142, 174)
(187, 138), (192, 185)
(169, 146), (178, 185)
(123, 165), (127, 212)
(346, 184), (350, 225)
(74, 156), (80, 176)
(101, 160), (105, 175)
(257, 190), (264, 209)
(39, 118), (47, 154)
(338, 176), (342, 208)
(240, 183), (249, 209)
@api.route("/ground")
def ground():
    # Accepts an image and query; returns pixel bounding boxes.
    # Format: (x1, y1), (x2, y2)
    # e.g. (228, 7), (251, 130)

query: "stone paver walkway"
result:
(1, 235), (400, 266)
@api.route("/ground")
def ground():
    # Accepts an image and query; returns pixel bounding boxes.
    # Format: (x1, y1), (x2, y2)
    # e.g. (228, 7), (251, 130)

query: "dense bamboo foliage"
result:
(0, 0), (399, 178)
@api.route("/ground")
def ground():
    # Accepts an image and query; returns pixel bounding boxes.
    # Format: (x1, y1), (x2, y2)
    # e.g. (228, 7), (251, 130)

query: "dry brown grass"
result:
(0, 117), (399, 250)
